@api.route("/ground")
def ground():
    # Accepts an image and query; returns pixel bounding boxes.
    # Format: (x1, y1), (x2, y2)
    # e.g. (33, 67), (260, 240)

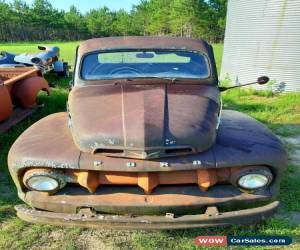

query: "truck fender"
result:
(12, 76), (50, 108)
(0, 84), (13, 122)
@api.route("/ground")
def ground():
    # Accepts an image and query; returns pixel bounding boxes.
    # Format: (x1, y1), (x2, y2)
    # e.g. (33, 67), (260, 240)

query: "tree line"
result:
(0, 0), (227, 42)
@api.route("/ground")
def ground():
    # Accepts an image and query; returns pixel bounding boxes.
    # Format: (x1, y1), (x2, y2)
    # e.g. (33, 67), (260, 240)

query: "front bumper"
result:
(15, 201), (279, 230)
(22, 185), (275, 215)
(17, 185), (279, 229)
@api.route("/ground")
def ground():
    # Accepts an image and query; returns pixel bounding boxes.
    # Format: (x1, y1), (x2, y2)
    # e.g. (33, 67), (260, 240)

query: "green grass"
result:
(212, 43), (223, 73)
(0, 42), (300, 250)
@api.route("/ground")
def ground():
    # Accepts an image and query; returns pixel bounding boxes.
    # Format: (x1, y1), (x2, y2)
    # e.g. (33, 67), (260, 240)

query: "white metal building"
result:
(220, 0), (300, 92)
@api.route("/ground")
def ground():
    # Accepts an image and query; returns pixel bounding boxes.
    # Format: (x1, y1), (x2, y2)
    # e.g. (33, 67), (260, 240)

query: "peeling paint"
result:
(13, 160), (75, 169)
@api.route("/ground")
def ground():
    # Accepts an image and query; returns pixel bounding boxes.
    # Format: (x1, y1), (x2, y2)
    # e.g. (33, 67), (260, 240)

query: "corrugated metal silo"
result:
(220, 0), (300, 92)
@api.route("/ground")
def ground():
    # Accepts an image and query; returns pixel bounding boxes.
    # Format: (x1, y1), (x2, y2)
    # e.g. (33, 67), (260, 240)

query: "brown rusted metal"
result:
(16, 201), (280, 229)
(23, 184), (275, 215)
(0, 83), (13, 121)
(0, 67), (50, 123)
(15, 201), (279, 229)
(69, 84), (220, 158)
(1, 68), (41, 86)
(78, 37), (212, 59)
(12, 76), (50, 108)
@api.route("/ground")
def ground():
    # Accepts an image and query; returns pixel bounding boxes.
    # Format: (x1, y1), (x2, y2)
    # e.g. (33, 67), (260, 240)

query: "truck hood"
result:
(68, 83), (220, 159)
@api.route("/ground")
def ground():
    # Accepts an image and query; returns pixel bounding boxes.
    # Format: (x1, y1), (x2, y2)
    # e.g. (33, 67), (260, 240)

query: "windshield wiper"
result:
(126, 76), (179, 83)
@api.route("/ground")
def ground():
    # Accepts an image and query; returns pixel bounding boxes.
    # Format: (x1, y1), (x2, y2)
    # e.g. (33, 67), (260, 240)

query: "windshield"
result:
(81, 50), (210, 80)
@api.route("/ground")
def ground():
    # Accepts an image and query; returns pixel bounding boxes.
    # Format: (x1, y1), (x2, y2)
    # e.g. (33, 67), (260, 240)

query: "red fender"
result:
(11, 76), (50, 108)
(0, 83), (13, 122)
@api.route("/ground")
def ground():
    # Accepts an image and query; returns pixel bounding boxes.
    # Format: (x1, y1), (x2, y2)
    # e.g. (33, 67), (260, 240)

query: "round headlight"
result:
(230, 166), (273, 192)
(23, 168), (66, 193)
(238, 174), (269, 190)
(27, 175), (59, 192)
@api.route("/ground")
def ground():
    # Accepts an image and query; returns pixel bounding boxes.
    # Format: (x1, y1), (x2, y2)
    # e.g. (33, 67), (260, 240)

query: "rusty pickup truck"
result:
(8, 37), (287, 229)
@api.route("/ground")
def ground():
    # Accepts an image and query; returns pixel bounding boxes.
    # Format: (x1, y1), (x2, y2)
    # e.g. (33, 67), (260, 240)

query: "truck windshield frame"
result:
(80, 49), (211, 81)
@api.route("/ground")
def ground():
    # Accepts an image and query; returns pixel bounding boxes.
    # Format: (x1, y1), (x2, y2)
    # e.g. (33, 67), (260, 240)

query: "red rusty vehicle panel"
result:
(0, 67), (50, 129)
(0, 82), (13, 121)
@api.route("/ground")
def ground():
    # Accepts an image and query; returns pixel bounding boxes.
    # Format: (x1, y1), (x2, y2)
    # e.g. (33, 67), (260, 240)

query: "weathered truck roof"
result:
(78, 36), (212, 56)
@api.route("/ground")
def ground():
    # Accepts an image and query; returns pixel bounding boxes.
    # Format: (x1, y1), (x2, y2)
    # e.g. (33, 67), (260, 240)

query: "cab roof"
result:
(78, 36), (212, 56)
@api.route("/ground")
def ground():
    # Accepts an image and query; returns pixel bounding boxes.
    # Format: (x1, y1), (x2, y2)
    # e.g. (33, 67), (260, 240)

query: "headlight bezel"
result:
(231, 167), (273, 192)
(23, 169), (66, 194)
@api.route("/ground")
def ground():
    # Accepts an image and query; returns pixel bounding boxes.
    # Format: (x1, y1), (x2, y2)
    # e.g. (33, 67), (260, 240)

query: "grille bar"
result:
(67, 169), (226, 194)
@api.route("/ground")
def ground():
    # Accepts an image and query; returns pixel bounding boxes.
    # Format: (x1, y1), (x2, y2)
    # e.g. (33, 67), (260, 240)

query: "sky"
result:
(5, 0), (141, 13)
